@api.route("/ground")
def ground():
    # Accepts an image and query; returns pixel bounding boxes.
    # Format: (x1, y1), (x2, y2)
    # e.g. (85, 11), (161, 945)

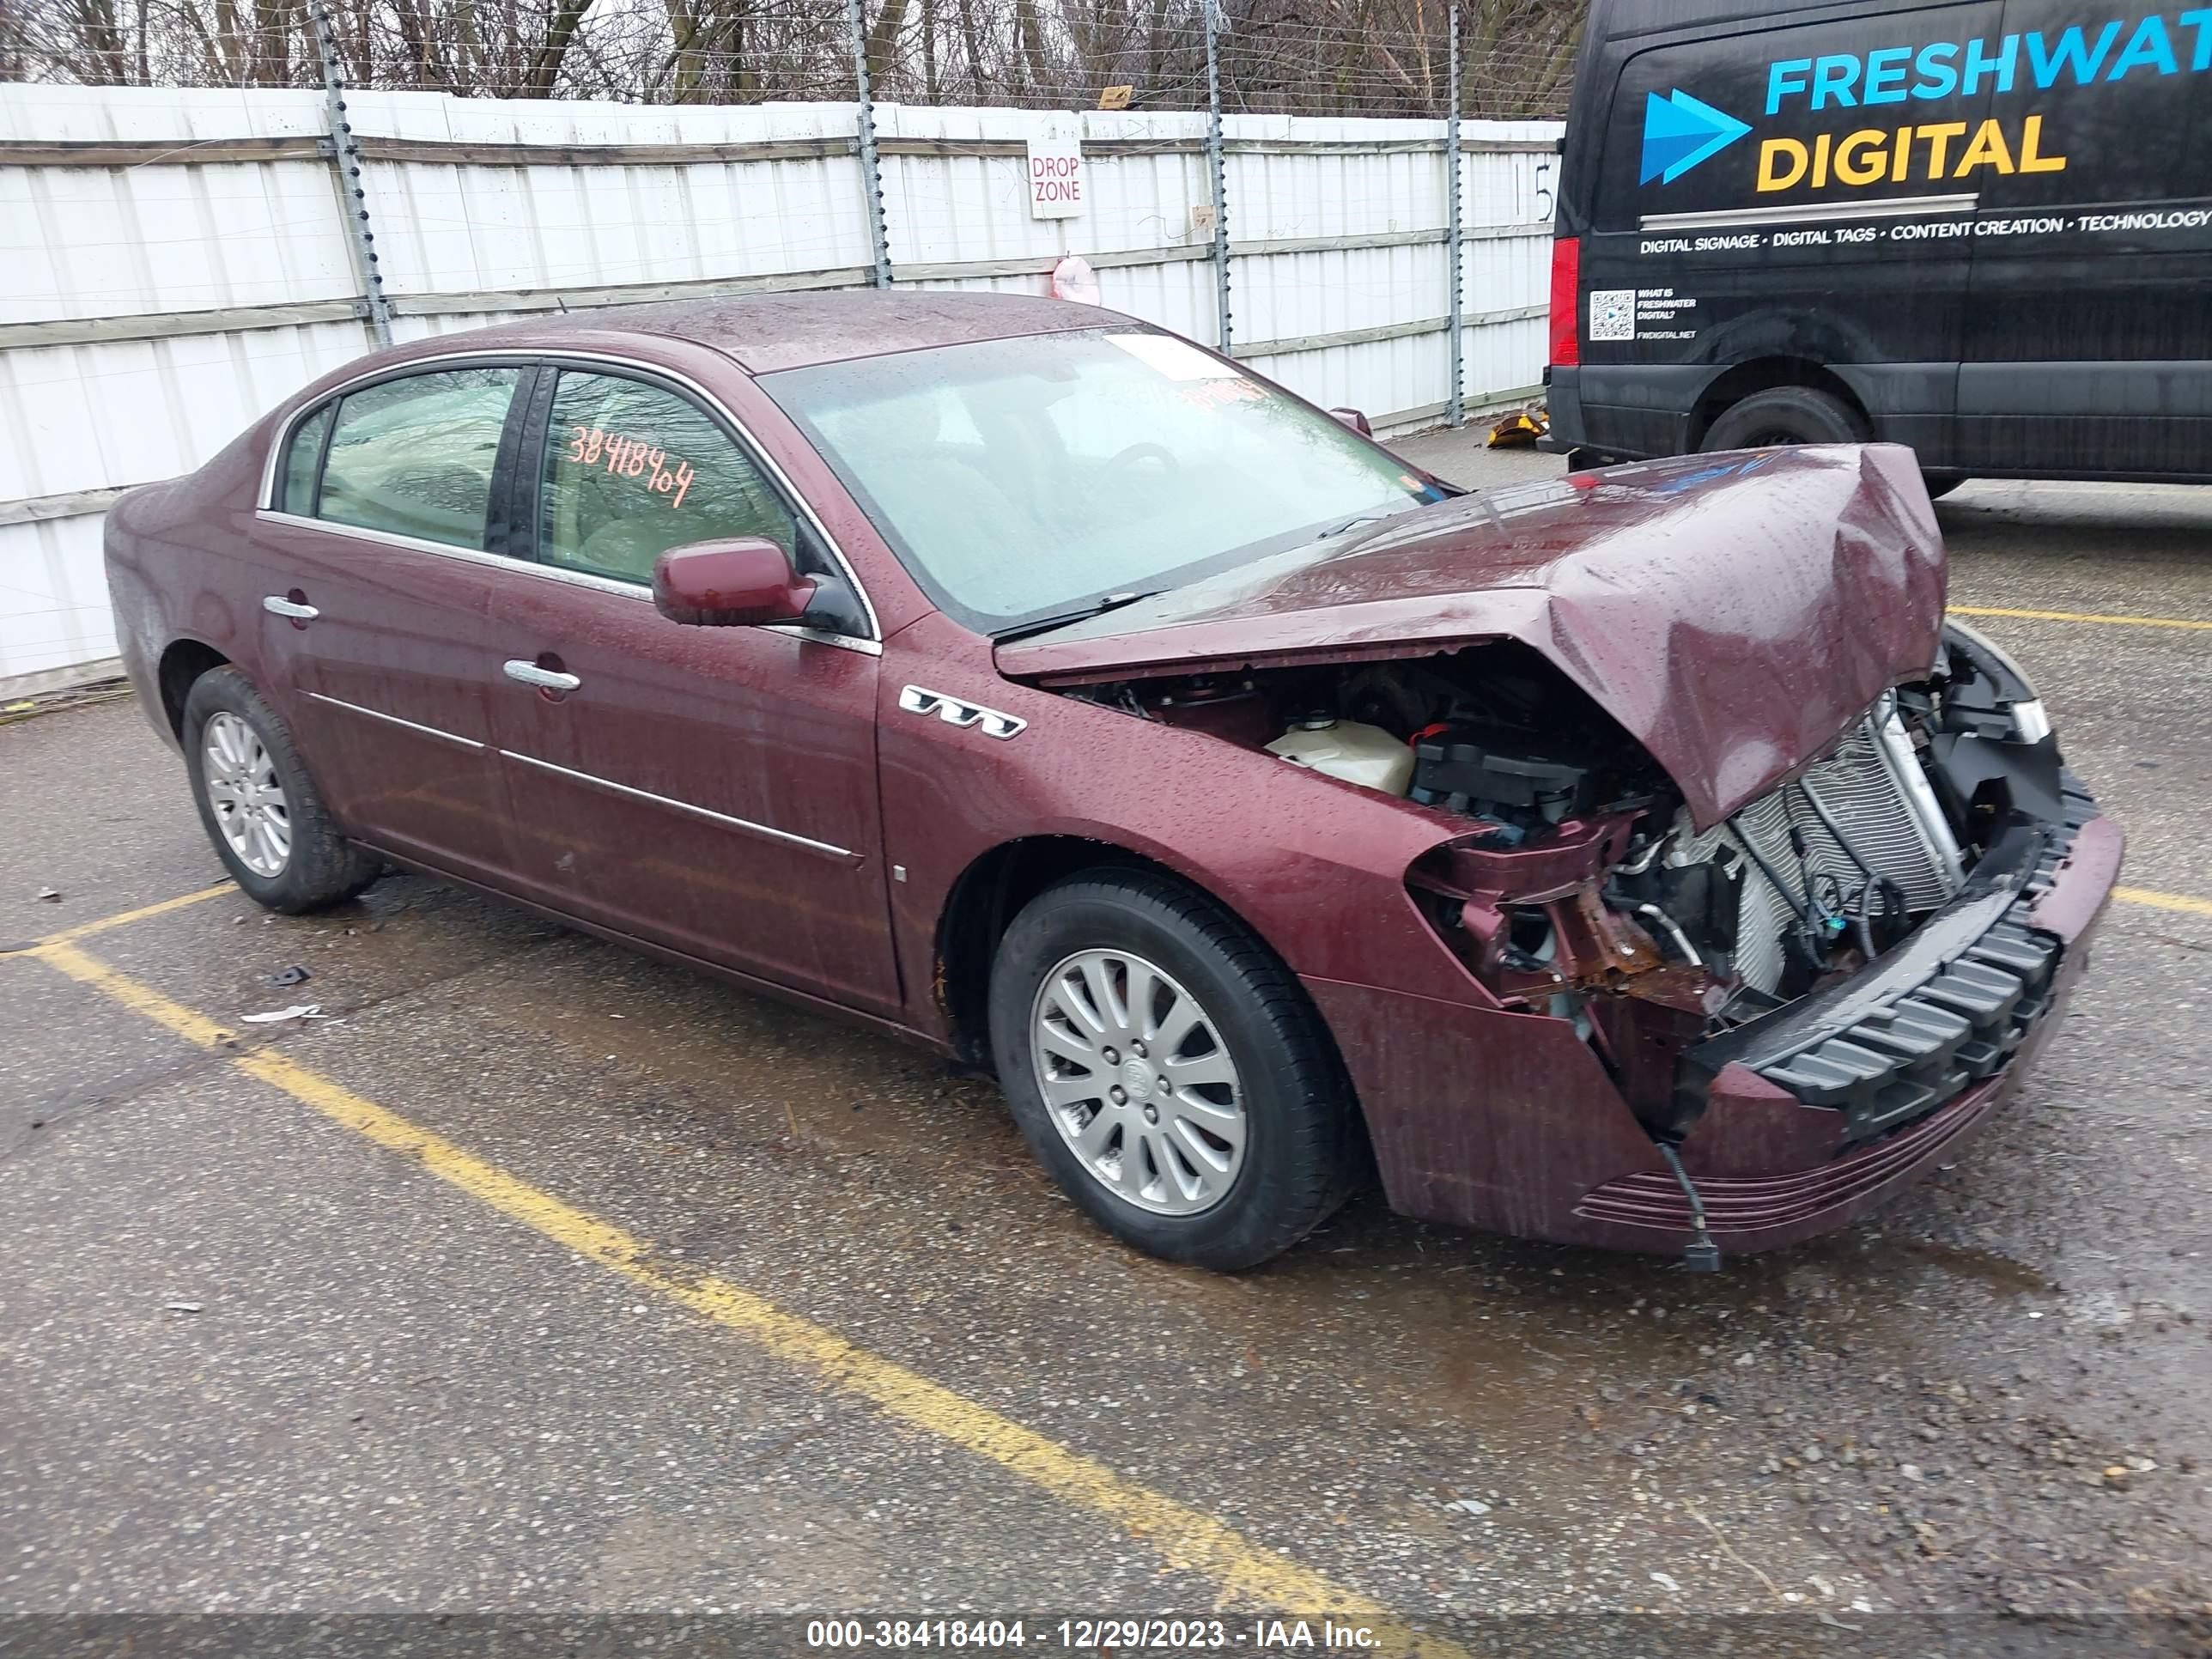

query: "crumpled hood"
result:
(995, 444), (1947, 830)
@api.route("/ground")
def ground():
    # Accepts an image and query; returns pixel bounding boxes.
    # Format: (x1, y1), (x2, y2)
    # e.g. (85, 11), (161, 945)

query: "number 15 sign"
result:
(1026, 135), (1087, 219)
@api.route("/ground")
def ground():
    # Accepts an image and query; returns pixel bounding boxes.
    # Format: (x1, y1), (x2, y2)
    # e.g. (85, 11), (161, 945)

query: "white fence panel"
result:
(0, 82), (1561, 692)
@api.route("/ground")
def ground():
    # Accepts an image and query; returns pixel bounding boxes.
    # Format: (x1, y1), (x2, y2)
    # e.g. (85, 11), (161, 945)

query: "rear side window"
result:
(538, 370), (799, 586)
(278, 403), (332, 514)
(316, 368), (520, 550)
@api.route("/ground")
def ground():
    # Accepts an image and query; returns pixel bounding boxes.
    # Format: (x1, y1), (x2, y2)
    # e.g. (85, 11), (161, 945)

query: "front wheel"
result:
(987, 870), (1358, 1271)
(1699, 386), (1869, 452)
(181, 665), (380, 913)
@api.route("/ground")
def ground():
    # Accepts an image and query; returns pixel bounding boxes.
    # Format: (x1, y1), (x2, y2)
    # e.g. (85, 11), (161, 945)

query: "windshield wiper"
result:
(992, 589), (1161, 643)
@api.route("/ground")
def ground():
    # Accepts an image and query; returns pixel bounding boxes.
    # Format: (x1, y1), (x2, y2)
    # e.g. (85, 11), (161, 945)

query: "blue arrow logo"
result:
(1640, 88), (1753, 185)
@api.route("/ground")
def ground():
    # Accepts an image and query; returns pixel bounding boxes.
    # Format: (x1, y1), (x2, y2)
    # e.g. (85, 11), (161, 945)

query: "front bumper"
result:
(1308, 793), (2123, 1256)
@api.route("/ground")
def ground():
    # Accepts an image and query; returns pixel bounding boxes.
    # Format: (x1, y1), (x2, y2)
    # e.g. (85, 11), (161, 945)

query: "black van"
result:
(1542, 0), (2212, 486)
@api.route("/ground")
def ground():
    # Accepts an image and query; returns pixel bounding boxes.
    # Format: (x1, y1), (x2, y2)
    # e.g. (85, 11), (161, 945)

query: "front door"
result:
(483, 364), (901, 1016)
(256, 364), (523, 888)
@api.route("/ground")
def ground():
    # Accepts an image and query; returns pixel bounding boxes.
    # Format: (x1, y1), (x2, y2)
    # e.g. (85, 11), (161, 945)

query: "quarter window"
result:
(278, 403), (333, 514)
(539, 371), (798, 586)
(316, 368), (520, 550)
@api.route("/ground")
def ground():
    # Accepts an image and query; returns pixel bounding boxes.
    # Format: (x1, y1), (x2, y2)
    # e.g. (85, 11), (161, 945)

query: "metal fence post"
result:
(1445, 2), (1464, 428)
(309, 0), (392, 348)
(847, 0), (894, 289)
(1202, 0), (1231, 353)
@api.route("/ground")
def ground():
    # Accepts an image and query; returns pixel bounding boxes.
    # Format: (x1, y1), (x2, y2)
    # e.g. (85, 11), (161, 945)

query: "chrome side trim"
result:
(251, 510), (881, 655)
(256, 345), (881, 642)
(495, 749), (859, 861)
(1638, 193), (1978, 233)
(898, 684), (1027, 740)
(305, 691), (485, 750)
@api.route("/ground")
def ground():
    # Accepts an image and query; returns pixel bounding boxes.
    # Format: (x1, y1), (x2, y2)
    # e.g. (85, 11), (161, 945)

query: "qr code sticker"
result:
(1589, 289), (1637, 343)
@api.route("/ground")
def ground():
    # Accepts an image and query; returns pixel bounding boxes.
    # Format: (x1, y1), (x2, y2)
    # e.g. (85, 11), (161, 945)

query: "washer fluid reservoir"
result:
(1264, 718), (1415, 797)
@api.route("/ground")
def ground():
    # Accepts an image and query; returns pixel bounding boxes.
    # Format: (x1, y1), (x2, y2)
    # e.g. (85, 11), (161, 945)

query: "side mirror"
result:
(1328, 406), (1374, 437)
(653, 538), (816, 628)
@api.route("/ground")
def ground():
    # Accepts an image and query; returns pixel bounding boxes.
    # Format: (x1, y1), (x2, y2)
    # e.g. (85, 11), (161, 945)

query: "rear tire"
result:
(1699, 386), (1869, 453)
(1921, 471), (1969, 500)
(181, 665), (380, 914)
(987, 870), (1356, 1271)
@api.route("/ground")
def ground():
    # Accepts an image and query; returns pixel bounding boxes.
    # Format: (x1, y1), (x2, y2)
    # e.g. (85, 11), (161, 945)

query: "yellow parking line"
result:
(20, 933), (1468, 1657)
(38, 880), (234, 945)
(2115, 886), (2212, 919)
(1952, 605), (2212, 632)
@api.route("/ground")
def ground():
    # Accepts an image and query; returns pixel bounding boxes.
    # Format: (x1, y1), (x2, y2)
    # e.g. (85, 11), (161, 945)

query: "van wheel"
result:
(1700, 386), (1868, 453)
(182, 665), (380, 914)
(986, 870), (1357, 1271)
(1922, 471), (1968, 500)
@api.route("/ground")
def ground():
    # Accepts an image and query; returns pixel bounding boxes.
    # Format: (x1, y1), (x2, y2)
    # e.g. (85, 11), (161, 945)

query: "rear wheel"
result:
(987, 870), (1356, 1271)
(1921, 470), (1969, 500)
(1699, 386), (1869, 453)
(181, 665), (380, 913)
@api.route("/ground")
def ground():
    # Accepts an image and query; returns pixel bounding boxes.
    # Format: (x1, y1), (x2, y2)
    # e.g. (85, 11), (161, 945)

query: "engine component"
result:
(1265, 718), (1414, 796)
(1410, 726), (1599, 825)
(1649, 714), (1965, 1000)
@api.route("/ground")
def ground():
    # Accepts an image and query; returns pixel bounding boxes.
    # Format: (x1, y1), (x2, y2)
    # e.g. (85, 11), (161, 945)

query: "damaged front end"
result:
(1000, 449), (2118, 1260)
(1397, 621), (2100, 1261)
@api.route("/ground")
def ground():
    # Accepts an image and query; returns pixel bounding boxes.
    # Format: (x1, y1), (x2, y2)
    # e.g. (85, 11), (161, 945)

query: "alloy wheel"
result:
(1030, 948), (1247, 1216)
(201, 710), (292, 878)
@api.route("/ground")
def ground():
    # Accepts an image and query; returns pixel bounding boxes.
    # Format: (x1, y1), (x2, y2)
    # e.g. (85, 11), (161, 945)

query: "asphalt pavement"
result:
(3, 437), (2209, 1658)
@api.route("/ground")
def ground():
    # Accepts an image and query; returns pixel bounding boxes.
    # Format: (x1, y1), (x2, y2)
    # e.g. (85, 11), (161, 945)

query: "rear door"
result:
(482, 362), (902, 1016)
(1960, 0), (2212, 477)
(256, 363), (524, 887)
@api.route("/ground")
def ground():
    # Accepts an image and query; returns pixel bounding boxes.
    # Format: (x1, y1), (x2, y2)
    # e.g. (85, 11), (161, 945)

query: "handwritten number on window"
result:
(567, 426), (694, 509)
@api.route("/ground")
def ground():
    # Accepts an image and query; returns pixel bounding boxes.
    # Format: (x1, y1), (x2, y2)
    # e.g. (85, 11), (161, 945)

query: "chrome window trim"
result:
(252, 508), (881, 657)
(256, 345), (882, 644)
(305, 691), (485, 750)
(495, 748), (860, 863)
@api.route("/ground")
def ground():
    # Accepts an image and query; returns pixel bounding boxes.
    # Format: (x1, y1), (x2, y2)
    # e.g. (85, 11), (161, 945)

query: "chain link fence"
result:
(0, 0), (1583, 118)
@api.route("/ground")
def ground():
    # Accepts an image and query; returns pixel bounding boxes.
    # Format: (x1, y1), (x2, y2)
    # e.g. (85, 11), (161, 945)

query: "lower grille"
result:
(1576, 1079), (2004, 1235)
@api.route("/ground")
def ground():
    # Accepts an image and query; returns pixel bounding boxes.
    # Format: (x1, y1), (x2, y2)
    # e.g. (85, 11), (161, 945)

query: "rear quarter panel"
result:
(103, 419), (285, 743)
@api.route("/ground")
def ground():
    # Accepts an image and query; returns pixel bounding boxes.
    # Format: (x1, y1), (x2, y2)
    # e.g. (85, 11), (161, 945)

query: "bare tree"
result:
(0, 0), (1584, 115)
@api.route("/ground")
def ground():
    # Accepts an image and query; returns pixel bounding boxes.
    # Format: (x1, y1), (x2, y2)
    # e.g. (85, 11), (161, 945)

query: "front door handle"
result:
(263, 595), (319, 621)
(502, 659), (581, 692)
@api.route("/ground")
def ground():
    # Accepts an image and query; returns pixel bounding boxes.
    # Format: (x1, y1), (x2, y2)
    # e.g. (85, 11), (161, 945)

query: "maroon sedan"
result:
(106, 294), (2122, 1271)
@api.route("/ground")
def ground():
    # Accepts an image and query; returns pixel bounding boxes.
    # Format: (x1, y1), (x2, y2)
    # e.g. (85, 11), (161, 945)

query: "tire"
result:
(1921, 471), (1969, 500)
(1699, 386), (1869, 453)
(181, 665), (380, 914)
(987, 869), (1357, 1271)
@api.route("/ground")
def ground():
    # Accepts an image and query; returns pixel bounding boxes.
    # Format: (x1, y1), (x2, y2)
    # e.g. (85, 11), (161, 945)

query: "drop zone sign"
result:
(1027, 135), (1087, 218)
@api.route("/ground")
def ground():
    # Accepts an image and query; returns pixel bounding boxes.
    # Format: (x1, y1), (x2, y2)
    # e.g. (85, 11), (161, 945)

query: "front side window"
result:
(315, 368), (520, 550)
(760, 330), (1433, 633)
(539, 371), (798, 586)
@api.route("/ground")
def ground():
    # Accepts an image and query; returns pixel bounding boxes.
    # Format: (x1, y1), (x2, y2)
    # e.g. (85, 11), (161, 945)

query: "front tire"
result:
(1699, 386), (1869, 452)
(181, 665), (380, 914)
(987, 870), (1356, 1271)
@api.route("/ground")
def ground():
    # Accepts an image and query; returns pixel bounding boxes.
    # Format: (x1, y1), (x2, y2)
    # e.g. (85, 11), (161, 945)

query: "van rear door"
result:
(1959, 1), (2212, 480)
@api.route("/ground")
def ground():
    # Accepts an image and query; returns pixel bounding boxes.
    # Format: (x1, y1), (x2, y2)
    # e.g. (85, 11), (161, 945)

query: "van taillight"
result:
(1548, 237), (1580, 368)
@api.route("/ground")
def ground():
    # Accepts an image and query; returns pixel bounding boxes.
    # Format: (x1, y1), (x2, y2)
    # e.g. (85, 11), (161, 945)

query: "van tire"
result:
(1699, 386), (1869, 453)
(1922, 471), (1968, 500)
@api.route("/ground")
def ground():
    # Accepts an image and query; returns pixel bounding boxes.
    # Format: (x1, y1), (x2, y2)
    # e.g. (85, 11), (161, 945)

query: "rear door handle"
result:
(502, 659), (581, 692)
(263, 595), (319, 620)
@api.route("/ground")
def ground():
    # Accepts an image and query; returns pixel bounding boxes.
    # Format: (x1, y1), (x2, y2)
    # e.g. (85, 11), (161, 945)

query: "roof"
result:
(443, 291), (1126, 375)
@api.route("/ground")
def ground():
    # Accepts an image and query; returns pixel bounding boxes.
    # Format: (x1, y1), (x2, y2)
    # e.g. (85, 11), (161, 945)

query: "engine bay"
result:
(1066, 625), (2069, 1141)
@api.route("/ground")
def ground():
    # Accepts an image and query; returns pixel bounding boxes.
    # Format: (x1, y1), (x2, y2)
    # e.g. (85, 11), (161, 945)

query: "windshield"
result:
(759, 330), (1438, 633)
